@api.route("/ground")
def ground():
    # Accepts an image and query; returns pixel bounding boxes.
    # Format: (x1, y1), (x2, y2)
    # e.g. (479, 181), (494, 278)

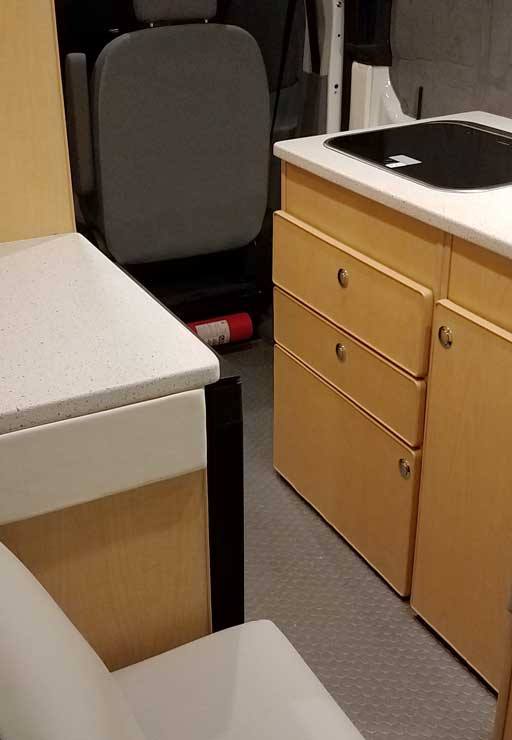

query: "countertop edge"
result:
(274, 111), (512, 261)
(0, 363), (220, 437)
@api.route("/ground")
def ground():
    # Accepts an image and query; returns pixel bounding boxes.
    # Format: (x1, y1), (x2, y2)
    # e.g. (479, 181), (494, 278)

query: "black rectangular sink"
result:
(325, 120), (512, 191)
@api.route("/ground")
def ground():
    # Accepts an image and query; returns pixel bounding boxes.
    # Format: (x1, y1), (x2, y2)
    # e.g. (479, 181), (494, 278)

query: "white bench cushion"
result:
(0, 543), (144, 740)
(114, 620), (364, 740)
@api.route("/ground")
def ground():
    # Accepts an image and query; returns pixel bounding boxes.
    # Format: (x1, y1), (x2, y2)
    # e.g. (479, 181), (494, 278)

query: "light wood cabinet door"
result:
(274, 211), (434, 377)
(412, 300), (512, 689)
(494, 623), (512, 740)
(274, 346), (422, 596)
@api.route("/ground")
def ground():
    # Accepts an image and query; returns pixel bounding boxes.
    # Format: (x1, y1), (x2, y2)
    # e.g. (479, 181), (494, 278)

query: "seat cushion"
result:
(0, 543), (144, 740)
(114, 620), (364, 740)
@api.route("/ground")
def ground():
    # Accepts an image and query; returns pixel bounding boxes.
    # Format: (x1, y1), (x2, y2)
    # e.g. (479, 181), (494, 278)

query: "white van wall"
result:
(349, 62), (413, 130)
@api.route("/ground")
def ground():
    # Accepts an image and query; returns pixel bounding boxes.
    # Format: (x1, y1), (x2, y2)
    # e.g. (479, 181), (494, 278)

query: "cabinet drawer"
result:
(274, 346), (421, 595)
(274, 289), (426, 446)
(449, 237), (512, 334)
(283, 164), (445, 290)
(273, 212), (434, 377)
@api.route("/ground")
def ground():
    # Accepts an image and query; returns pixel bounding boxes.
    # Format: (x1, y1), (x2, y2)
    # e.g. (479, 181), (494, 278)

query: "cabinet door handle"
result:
(438, 325), (453, 349)
(399, 458), (411, 480)
(335, 343), (347, 362)
(337, 268), (349, 288)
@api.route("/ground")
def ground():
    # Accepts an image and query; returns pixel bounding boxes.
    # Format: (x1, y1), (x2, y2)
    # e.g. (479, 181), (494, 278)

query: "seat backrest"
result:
(219, 0), (305, 93)
(91, 0), (269, 265)
(0, 543), (145, 740)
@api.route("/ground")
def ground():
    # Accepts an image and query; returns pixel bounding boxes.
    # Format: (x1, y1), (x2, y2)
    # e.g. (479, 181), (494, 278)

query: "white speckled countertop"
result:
(275, 111), (512, 261)
(0, 233), (220, 435)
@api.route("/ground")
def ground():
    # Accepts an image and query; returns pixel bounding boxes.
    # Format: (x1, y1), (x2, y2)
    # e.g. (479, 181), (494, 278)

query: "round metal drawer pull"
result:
(335, 343), (347, 362)
(337, 268), (349, 288)
(399, 458), (411, 480)
(438, 325), (453, 349)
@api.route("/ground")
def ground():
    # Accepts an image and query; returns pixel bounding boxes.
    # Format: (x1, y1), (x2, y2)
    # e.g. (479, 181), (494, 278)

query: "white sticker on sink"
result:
(385, 154), (422, 168)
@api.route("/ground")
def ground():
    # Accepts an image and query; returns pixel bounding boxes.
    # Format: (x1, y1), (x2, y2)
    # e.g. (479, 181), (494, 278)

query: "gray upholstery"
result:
(92, 24), (269, 264)
(133, 0), (216, 23)
(390, 0), (512, 119)
(65, 53), (95, 196)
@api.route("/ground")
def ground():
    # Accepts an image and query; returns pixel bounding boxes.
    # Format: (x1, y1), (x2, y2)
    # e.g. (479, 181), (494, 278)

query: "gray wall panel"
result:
(390, 0), (512, 119)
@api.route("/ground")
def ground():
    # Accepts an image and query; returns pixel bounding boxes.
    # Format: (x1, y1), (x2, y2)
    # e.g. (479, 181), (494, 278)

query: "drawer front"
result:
(283, 163), (445, 291)
(274, 289), (426, 446)
(273, 212), (434, 377)
(274, 346), (421, 596)
(449, 237), (512, 334)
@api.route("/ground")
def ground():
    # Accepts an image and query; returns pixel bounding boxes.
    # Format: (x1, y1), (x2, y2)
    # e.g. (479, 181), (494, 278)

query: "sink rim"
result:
(324, 119), (512, 193)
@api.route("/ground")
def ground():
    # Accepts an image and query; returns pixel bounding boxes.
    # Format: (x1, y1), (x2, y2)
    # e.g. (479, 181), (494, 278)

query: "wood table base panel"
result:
(0, 470), (211, 671)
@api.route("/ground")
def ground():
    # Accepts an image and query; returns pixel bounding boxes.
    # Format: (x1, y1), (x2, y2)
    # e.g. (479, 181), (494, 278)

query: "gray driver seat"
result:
(65, 0), (270, 265)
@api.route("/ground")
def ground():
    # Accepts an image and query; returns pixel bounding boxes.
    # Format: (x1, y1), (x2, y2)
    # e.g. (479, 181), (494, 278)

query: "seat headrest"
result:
(133, 0), (217, 23)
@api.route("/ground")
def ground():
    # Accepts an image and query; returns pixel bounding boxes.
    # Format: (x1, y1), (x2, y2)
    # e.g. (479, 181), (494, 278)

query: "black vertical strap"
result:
(271, 0), (300, 136)
(416, 85), (424, 120)
(217, 0), (232, 22)
(272, 0), (321, 137)
(304, 0), (321, 75)
(206, 376), (245, 631)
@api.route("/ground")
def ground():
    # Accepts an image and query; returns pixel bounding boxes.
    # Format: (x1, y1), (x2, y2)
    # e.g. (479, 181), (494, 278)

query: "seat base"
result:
(114, 620), (364, 740)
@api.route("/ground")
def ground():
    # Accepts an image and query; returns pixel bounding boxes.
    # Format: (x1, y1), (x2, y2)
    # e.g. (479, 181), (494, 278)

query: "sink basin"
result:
(325, 120), (512, 191)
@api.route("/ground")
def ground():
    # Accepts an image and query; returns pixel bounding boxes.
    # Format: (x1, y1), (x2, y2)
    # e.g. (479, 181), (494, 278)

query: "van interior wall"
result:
(390, 1), (512, 119)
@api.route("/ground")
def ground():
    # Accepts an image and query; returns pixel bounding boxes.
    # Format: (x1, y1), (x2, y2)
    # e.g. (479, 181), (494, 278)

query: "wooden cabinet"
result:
(274, 347), (421, 595)
(275, 159), (512, 693)
(0, 0), (75, 241)
(494, 618), (512, 740)
(0, 471), (211, 672)
(274, 211), (434, 376)
(274, 163), (438, 598)
(274, 289), (426, 446)
(412, 300), (512, 688)
(449, 237), (512, 334)
(282, 164), (446, 290)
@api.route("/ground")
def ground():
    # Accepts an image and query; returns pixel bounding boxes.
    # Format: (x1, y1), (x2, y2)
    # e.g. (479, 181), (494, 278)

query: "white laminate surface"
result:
(0, 233), (219, 435)
(275, 111), (512, 260)
(0, 391), (207, 525)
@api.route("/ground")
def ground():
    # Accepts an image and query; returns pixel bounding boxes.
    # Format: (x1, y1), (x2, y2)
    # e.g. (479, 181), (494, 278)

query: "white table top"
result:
(0, 233), (219, 435)
(275, 111), (512, 261)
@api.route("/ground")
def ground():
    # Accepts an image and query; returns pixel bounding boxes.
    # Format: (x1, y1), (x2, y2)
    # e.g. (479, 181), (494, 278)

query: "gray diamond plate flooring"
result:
(228, 339), (496, 740)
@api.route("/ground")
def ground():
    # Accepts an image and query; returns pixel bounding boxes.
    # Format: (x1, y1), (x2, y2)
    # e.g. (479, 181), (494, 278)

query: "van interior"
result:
(2, 2), (512, 739)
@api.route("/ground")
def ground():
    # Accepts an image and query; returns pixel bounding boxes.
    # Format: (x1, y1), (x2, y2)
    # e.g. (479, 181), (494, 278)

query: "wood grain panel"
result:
(412, 301), (512, 689)
(274, 346), (421, 596)
(0, 0), (75, 241)
(273, 212), (434, 376)
(281, 161), (288, 210)
(449, 237), (512, 333)
(494, 620), (512, 740)
(0, 471), (210, 671)
(274, 288), (426, 446)
(284, 164), (445, 291)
